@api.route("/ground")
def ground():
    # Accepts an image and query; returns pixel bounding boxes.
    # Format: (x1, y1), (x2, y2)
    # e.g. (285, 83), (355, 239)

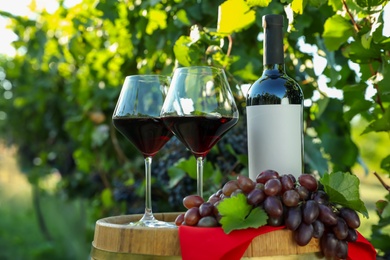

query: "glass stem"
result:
(141, 156), (155, 221)
(197, 156), (204, 198)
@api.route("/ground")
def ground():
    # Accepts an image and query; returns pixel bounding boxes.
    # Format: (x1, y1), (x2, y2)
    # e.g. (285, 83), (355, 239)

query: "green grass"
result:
(0, 151), (93, 260)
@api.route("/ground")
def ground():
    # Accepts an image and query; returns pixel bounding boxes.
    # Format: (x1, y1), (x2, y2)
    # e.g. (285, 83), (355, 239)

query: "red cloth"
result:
(179, 225), (376, 260)
(347, 231), (377, 260)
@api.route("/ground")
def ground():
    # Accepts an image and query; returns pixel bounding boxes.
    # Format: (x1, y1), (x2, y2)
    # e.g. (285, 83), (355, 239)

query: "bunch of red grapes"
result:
(175, 170), (361, 260)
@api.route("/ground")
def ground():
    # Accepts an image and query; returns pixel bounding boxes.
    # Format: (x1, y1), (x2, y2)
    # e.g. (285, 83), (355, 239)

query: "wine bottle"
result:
(246, 14), (304, 179)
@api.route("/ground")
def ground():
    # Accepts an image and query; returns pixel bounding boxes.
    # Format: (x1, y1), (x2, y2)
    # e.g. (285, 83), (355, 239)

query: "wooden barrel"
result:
(91, 213), (322, 259)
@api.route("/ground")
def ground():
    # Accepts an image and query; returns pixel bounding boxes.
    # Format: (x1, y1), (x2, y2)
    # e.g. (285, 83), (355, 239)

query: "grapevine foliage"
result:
(0, 0), (389, 256)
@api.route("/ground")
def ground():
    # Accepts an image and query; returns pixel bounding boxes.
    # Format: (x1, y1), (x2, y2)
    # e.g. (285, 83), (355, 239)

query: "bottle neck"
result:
(263, 23), (284, 69)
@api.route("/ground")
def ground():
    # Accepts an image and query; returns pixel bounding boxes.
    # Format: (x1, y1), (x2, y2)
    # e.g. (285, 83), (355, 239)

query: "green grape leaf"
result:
(361, 108), (390, 135)
(354, 0), (388, 8)
(342, 83), (373, 121)
(291, 0), (304, 14)
(361, 32), (372, 49)
(169, 157), (213, 181)
(217, 0), (256, 34)
(320, 172), (369, 218)
(380, 155), (390, 174)
(167, 167), (186, 188)
(328, 0), (343, 10)
(322, 15), (354, 51)
(376, 199), (388, 214)
(342, 39), (382, 63)
(382, 202), (390, 218)
(173, 36), (203, 66)
(217, 193), (268, 234)
(377, 63), (390, 101)
(146, 9), (167, 35)
(174, 9), (191, 27)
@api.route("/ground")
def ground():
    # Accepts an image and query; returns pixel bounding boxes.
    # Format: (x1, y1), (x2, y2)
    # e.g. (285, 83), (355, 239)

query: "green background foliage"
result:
(1, 0), (390, 257)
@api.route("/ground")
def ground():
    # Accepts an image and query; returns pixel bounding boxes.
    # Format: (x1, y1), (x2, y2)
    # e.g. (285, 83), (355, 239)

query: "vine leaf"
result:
(320, 171), (369, 218)
(361, 108), (390, 134)
(217, 193), (268, 234)
(380, 155), (390, 174)
(217, 0), (256, 34)
(291, 0), (304, 14)
(322, 15), (354, 51)
(354, 0), (388, 9)
(173, 36), (203, 66)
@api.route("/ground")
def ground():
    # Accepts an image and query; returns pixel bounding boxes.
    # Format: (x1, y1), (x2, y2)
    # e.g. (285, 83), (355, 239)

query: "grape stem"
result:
(373, 172), (390, 192)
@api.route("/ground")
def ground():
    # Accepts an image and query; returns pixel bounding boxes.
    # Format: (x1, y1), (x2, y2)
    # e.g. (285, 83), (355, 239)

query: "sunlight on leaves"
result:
(217, 0), (256, 34)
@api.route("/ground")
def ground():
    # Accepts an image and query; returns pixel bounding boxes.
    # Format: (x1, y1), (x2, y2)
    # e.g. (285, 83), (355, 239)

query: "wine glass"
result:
(112, 75), (176, 228)
(161, 66), (239, 198)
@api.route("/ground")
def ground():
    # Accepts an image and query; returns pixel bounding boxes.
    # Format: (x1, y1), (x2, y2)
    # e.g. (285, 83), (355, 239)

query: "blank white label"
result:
(246, 105), (303, 180)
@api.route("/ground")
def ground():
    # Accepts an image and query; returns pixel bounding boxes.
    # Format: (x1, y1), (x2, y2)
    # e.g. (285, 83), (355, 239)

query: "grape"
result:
(247, 188), (265, 206)
(288, 174), (297, 184)
(183, 195), (204, 209)
(222, 180), (239, 196)
(215, 211), (222, 224)
(302, 200), (319, 224)
(219, 193), (229, 200)
(311, 190), (329, 205)
(208, 195), (220, 205)
(197, 216), (219, 227)
(280, 174), (294, 192)
(256, 169), (279, 184)
(231, 189), (244, 197)
(295, 185), (310, 200)
(255, 183), (265, 190)
(335, 240), (348, 259)
(320, 232), (338, 258)
(282, 189), (300, 207)
(267, 215), (284, 226)
(199, 202), (214, 217)
(312, 220), (324, 238)
(264, 196), (283, 218)
(346, 228), (358, 242)
(184, 207), (201, 226)
(294, 223), (314, 246)
(175, 213), (185, 226)
(318, 204), (338, 226)
(264, 178), (282, 196)
(285, 206), (302, 231)
(339, 207), (360, 229)
(298, 174), (318, 192)
(332, 217), (348, 240)
(237, 175), (255, 193)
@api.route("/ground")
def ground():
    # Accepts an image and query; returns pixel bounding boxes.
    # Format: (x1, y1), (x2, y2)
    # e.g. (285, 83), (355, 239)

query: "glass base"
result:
(128, 214), (177, 228)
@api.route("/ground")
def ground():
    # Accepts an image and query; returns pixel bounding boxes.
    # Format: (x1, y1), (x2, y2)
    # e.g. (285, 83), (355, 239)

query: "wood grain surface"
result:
(91, 213), (322, 259)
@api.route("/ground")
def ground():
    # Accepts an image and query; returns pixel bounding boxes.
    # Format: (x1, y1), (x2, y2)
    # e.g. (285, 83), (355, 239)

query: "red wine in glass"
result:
(161, 66), (239, 198)
(112, 117), (173, 158)
(162, 115), (238, 158)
